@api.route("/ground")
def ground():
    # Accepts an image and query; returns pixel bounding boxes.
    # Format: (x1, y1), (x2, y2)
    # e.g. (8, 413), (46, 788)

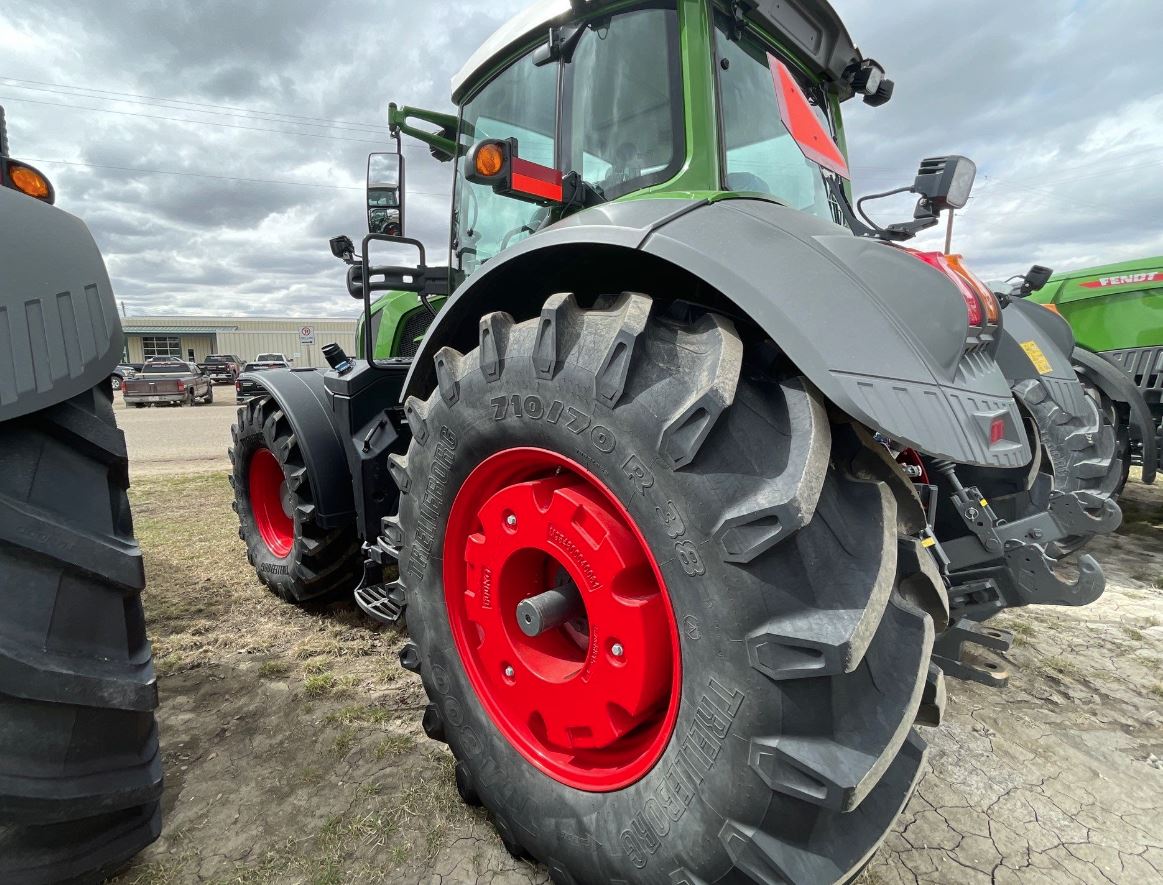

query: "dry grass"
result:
(115, 472), (495, 884)
(132, 472), (408, 687)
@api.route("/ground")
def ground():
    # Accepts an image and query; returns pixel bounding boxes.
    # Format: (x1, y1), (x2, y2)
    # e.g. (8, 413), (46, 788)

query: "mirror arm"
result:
(388, 103), (459, 161)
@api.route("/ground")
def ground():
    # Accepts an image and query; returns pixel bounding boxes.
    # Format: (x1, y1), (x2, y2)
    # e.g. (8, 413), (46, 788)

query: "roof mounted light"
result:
(1, 158), (55, 204)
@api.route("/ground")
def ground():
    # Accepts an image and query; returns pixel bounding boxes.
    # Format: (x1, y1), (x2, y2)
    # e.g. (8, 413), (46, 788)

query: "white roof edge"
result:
(451, 0), (572, 101)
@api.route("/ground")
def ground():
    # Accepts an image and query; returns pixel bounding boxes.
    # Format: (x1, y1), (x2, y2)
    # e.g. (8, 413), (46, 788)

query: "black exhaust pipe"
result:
(0, 105), (9, 157)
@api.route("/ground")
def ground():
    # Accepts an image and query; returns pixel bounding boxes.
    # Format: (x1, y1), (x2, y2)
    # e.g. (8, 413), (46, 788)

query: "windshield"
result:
(451, 1), (683, 275)
(714, 16), (843, 224)
(143, 360), (189, 374)
(367, 188), (399, 208)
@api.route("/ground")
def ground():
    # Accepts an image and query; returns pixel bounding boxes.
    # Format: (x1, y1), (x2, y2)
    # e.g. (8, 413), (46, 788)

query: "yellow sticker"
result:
(922, 536), (936, 548)
(980, 498), (989, 507)
(1020, 340), (1053, 375)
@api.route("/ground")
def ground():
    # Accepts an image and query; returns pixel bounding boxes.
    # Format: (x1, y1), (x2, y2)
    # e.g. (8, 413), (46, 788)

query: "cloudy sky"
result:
(2, 0), (1160, 317)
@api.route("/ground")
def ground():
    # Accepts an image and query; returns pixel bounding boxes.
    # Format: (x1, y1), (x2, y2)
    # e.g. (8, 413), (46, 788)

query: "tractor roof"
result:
(451, 0), (867, 104)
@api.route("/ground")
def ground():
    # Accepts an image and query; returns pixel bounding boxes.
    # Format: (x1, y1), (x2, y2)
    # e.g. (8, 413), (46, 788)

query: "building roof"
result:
(123, 326), (239, 335)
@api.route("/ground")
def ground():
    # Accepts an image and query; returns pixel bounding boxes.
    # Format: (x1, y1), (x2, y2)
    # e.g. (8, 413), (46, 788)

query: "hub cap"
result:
(249, 448), (293, 558)
(444, 448), (681, 791)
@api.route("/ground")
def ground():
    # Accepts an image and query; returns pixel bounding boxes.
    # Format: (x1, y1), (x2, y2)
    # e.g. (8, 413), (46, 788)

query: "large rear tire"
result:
(389, 293), (948, 884)
(0, 382), (163, 884)
(229, 395), (362, 605)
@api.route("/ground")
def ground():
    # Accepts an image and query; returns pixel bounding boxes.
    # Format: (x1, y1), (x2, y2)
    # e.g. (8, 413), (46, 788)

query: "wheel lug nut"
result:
(505, 514), (517, 527)
(504, 665), (515, 678)
(611, 643), (624, 658)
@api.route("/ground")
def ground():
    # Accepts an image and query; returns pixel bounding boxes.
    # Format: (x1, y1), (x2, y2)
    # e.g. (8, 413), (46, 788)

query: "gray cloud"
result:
(0, 0), (1158, 318)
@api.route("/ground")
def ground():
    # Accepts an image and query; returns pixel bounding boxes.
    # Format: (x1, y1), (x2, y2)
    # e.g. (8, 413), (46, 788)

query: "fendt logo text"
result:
(1079, 271), (1161, 288)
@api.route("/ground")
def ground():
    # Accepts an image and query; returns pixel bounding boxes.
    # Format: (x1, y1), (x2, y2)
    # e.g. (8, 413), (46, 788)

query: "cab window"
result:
(715, 17), (843, 223)
(563, 3), (683, 199)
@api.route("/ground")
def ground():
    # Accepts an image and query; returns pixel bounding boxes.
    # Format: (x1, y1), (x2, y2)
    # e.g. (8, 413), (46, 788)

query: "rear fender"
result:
(0, 190), (124, 421)
(1072, 346), (1157, 483)
(403, 198), (1030, 468)
(243, 368), (357, 529)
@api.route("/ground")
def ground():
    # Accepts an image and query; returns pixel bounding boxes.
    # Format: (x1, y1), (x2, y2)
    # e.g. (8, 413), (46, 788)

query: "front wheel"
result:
(228, 396), (362, 604)
(390, 293), (948, 884)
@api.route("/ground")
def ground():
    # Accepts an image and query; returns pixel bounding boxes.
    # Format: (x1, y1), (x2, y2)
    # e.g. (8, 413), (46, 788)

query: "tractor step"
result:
(354, 581), (406, 625)
(932, 618), (1014, 687)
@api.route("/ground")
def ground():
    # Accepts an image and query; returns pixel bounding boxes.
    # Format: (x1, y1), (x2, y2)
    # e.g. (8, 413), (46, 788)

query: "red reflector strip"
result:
(768, 55), (850, 179)
(990, 418), (1005, 445)
(510, 157), (563, 203)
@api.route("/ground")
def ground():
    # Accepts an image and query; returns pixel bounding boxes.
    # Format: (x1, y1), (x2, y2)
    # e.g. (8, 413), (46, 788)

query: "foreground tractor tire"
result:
(229, 395), (361, 604)
(0, 382), (163, 884)
(1012, 376), (1125, 554)
(390, 293), (949, 884)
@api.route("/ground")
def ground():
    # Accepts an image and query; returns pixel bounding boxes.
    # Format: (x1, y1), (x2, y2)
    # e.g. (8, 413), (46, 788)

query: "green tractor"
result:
(228, 2), (1121, 880)
(1028, 255), (1163, 488)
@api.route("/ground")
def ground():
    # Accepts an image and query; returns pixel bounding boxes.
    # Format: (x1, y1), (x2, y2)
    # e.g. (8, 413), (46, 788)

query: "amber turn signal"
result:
(4, 161), (54, 203)
(474, 142), (506, 178)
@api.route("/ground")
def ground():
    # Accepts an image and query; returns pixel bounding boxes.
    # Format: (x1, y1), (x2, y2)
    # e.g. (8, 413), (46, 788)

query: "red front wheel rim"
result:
(249, 448), (294, 558)
(443, 448), (682, 792)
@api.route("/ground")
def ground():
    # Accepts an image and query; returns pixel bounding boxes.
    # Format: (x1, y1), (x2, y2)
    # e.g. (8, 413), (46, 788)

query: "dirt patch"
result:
(113, 471), (1163, 884)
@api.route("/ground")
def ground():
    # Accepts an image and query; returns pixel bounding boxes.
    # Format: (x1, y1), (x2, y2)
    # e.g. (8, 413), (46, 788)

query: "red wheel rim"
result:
(249, 448), (293, 558)
(444, 448), (681, 791)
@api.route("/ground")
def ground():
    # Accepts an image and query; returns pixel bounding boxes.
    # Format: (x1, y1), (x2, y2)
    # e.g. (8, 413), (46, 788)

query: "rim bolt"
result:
(504, 665), (515, 679)
(611, 643), (624, 658)
(505, 514), (517, 527)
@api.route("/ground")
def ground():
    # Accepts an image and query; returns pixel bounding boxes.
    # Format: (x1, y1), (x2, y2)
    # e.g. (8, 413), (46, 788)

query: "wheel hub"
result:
(444, 448), (681, 792)
(249, 448), (293, 558)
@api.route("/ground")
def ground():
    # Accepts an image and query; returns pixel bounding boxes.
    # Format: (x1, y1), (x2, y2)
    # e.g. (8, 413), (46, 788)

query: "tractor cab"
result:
(392, 0), (884, 282)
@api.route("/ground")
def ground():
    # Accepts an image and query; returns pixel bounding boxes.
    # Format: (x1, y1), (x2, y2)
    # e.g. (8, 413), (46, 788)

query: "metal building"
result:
(121, 315), (358, 368)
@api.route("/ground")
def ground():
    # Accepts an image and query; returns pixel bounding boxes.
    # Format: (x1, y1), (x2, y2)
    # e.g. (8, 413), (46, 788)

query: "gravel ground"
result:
(116, 385), (240, 476)
(112, 462), (1163, 885)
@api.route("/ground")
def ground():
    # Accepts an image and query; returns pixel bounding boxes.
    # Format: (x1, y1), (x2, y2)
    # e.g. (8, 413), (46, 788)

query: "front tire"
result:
(229, 396), (362, 604)
(390, 293), (948, 884)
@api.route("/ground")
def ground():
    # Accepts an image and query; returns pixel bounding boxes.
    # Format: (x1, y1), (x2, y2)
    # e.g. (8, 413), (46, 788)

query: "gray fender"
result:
(0, 189), (124, 421)
(1072, 346), (1157, 484)
(244, 368), (357, 527)
(404, 197), (1029, 468)
(996, 297), (1092, 417)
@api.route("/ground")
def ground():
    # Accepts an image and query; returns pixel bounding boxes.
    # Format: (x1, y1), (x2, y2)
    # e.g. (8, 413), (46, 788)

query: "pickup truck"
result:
(196, 354), (244, 384)
(122, 359), (214, 407)
(235, 360), (289, 404)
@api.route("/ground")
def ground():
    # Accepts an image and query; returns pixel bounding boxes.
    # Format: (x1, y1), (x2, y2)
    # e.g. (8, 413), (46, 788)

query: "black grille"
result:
(396, 307), (436, 359)
(1107, 346), (1163, 392)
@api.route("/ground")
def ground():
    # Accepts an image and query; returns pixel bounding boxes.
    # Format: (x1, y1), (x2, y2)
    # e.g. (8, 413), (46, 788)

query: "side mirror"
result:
(913, 155), (976, 211)
(367, 151), (404, 237)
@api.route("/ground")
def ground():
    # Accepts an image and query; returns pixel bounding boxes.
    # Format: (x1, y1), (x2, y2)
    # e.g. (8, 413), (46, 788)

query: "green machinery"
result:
(1030, 255), (1163, 473)
(230, 2), (1123, 881)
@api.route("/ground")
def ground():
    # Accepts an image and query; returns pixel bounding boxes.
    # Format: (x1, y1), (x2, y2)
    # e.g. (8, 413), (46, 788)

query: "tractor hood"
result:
(452, 0), (869, 103)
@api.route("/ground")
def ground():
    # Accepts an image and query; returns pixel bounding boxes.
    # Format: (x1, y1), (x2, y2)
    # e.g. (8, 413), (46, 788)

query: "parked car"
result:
(122, 358), (214, 407)
(197, 353), (245, 384)
(254, 352), (292, 365)
(235, 360), (289, 404)
(110, 363), (137, 391)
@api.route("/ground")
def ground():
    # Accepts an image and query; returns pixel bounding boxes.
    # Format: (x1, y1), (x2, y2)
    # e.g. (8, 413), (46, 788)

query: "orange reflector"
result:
(946, 253), (1001, 325)
(9, 163), (51, 200)
(475, 143), (505, 178)
(1040, 302), (1062, 315)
